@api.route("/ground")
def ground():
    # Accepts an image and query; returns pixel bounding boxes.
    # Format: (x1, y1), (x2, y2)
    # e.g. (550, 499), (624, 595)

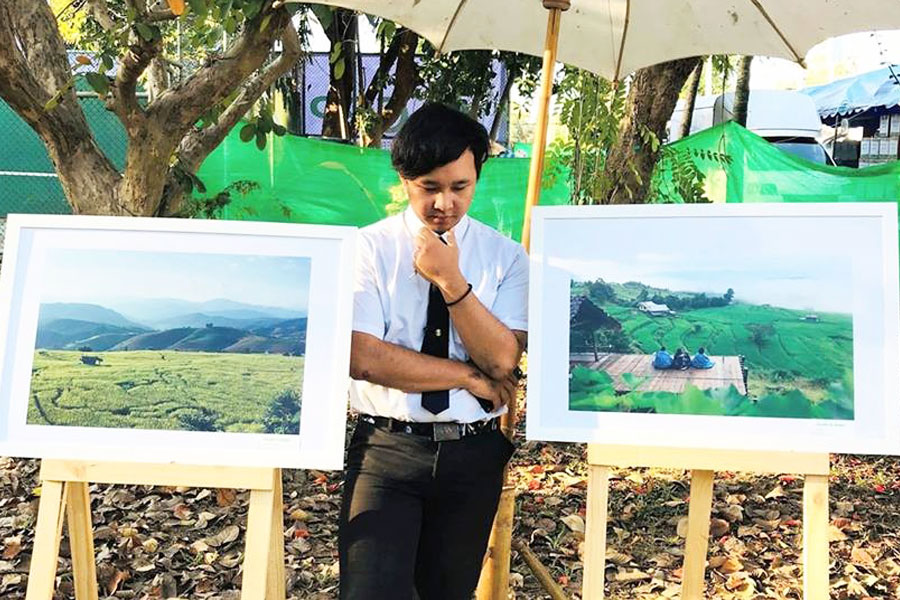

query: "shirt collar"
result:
(402, 206), (471, 244)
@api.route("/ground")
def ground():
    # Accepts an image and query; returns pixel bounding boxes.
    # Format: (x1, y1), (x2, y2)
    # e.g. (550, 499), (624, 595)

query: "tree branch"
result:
(84, 0), (116, 31)
(365, 29), (419, 147)
(150, 3), (291, 135)
(109, 35), (159, 130)
(363, 28), (405, 107)
(177, 22), (302, 171)
(147, 8), (178, 22)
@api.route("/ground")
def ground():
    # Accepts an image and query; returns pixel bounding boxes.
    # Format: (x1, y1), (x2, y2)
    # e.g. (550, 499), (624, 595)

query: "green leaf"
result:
(329, 43), (342, 65)
(334, 58), (345, 80)
(310, 5), (334, 30)
(255, 130), (267, 150)
(100, 53), (114, 72)
(224, 15), (236, 34)
(187, 0), (207, 17)
(260, 13), (272, 32)
(239, 123), (256, 142)
(257, 117), (272, 134)
(243, 0), (262, 20)
(189, 171), (207, 194)
(44, 94), (61, 112)
(134, 22), (157, 42)
(273, 124), (286, 136)
(84, 72), (110, 96)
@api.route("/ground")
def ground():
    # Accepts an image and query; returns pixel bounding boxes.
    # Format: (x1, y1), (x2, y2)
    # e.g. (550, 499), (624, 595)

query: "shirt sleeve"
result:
(490, 244), (529, 332)
(352, 233), (386, 339)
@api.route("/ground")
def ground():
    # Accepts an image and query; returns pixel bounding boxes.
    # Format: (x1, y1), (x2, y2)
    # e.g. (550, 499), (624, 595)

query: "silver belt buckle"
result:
(433, 423), (460, 442)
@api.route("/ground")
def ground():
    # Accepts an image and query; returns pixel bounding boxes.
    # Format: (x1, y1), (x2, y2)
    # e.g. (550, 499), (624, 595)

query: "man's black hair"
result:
(391, 103), (490, 179)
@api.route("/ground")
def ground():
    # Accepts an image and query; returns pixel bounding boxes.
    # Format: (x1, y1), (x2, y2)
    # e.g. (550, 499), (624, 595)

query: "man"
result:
(691, 346), (715, 369)
(652, 345), (673, 369)
(339, 103), (528, 600)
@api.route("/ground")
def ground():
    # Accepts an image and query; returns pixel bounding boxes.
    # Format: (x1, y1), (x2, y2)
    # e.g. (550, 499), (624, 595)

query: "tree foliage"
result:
(263, 389), (300, 435)
(546, 57), (704, 205)
(0, 0), (303, 216)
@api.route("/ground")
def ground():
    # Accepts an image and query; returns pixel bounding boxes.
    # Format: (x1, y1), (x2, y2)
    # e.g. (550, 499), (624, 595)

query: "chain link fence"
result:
(0, 51), (135, 217)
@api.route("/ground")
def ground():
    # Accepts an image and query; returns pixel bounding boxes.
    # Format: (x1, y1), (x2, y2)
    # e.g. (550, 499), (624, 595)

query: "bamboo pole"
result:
(520, 1), (568, 252)
(512, 538), (569, 600)
(476, 3), (569, 599)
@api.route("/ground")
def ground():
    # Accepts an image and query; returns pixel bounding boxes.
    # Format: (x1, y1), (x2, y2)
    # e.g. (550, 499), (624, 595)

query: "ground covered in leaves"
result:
(2, 404), (900, 599)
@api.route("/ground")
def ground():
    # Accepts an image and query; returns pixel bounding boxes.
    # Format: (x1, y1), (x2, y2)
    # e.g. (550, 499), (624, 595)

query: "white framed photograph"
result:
(527, 203), (900, 455)
(0, 215), (356, 469)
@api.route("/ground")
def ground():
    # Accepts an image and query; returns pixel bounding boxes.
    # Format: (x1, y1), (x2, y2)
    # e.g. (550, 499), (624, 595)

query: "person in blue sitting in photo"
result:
(652, 346), (673, 369)
(672, 347), (692, 370)
(691, 347), (715, 369)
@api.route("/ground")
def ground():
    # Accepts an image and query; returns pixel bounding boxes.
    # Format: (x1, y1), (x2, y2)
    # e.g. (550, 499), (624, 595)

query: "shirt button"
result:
(435, 328), (442, 337)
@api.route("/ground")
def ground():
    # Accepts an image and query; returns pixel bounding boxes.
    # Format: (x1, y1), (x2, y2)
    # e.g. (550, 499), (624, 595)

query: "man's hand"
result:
(465, 366), (519, 412)
(413, 228), (468, 299)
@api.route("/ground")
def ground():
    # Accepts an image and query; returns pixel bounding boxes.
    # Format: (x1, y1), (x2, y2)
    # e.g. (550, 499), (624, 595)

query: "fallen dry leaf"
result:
(1, 537), (21, 560)
(560, 513), (585, 534)
(851, 546), (876, 569)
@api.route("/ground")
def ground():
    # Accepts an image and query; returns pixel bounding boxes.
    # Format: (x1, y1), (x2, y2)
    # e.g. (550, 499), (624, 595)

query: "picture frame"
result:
(0, 214), (356, 469)
(526, 203), (900, 455)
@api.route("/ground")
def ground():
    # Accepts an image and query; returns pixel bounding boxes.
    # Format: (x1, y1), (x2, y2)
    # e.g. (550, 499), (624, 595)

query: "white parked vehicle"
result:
(668, 90), (835, 166)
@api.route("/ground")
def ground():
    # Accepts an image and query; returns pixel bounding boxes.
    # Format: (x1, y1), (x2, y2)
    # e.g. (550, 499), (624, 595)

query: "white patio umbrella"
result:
(286, 1), (900, 597)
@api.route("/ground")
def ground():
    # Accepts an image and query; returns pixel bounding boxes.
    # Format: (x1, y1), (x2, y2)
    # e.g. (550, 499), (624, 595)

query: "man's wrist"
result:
(438, 273), (469, 303)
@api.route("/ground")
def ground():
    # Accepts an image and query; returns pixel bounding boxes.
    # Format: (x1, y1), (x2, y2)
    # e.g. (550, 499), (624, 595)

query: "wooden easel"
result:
(582, 445), (830, 599)
(25, 460), (286, 600)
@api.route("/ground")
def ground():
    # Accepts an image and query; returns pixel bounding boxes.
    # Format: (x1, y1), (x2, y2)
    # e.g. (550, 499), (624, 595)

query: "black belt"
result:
(359, 414), (501, 442)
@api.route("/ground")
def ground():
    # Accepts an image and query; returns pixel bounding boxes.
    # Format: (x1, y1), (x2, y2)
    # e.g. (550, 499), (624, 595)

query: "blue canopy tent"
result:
(803, 65), (900, 118)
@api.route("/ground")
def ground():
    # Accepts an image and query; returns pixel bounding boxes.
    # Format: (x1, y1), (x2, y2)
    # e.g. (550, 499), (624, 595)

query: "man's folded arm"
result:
(350, 331), (487, 394)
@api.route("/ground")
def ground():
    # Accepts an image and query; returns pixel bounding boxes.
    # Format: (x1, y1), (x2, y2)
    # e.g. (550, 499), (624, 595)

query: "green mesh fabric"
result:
(653, 121), (900, 204)
(198, 130), (570, 241)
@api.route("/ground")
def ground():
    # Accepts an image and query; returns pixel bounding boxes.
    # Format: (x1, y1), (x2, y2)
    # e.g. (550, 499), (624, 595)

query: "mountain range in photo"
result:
(35, 299), (307, 355)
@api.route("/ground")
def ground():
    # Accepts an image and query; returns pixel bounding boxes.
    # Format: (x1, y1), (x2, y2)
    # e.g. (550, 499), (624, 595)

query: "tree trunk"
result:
(489, 73), (516, 143)
(679, 60), (703, 139)
(602, 57), (703, 204)
(322, 8), (357, 139)
(733, 55), (753, 127)
(364, 29), (420, 148)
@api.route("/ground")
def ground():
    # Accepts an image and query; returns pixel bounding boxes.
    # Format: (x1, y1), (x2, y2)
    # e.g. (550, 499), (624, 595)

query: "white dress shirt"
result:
(350, 207), (528, 423)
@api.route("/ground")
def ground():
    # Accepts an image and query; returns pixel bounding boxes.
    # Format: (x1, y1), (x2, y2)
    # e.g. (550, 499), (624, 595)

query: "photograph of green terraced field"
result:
(569, 272), (854, 420)
(28, 248), (311, 434)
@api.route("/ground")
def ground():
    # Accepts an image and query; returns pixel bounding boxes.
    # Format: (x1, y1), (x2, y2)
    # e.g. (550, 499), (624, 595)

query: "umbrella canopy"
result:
(803, 65), (900, 118)
(299, 0), (900, 80)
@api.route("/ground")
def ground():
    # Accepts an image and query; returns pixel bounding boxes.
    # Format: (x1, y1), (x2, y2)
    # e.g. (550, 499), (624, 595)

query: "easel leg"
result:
(25, 480), (66, 600)
(242, 476), (277, 600)
(265, 469), (286, 600)
(66, 481), (99, 600)
(583, 465), (610, 599)
(803, 474), (829, 599)
(682, 469), (714, 600)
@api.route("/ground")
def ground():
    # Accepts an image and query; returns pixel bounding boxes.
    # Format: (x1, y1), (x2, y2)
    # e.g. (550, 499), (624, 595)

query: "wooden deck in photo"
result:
(571, 352), (747, 395)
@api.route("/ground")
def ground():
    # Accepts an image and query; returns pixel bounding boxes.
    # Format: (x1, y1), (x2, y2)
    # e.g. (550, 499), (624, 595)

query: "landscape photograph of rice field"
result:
(568, 258), (855, 420)
(27, 248), (311, 435)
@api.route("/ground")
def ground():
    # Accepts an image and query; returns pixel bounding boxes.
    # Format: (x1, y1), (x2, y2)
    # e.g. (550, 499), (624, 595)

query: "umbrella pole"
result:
(520, 1), (568, 251)
(476, 3), (569, 600)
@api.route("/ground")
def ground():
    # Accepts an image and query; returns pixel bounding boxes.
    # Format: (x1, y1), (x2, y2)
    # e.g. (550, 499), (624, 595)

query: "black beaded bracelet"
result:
(446, 283), (473, 307)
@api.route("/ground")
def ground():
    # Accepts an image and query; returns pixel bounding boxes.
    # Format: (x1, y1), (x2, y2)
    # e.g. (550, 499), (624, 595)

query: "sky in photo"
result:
(552, 214), (862, 314)
(39, 249), (311, 312)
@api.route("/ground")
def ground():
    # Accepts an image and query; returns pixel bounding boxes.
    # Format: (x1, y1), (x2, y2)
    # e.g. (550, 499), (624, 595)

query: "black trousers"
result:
(338, 420), (515, 600)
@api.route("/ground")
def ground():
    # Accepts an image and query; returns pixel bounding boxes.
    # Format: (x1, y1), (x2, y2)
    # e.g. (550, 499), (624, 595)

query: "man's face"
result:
(401, 149), (477, 233)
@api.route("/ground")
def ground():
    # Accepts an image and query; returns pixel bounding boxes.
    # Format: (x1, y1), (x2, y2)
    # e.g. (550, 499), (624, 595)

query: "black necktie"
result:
(421, 282), (450, 414)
